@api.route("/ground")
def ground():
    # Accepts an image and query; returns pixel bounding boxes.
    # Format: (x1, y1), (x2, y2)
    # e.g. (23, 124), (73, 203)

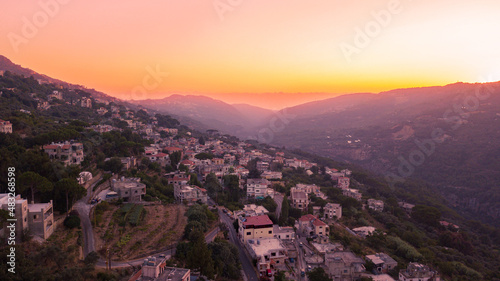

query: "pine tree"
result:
(187, 230), (215, 279)
(279, 195), (290, 226)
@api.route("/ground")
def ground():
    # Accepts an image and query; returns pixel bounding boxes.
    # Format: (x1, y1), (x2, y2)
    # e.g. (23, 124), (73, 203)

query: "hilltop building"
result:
(399, 263), (440, 281)
(238, 215), (274, 243)
(111, 177), (146, 202)
(0, 194), (54, 241)
(0, 119), (12, 133)
(43, 141), (84, 166)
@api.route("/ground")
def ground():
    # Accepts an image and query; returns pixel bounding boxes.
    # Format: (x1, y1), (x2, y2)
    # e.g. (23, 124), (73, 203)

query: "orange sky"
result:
(2, 0), (500, 109)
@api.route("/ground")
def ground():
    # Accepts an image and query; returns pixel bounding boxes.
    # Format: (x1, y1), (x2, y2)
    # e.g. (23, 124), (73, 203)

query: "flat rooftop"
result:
(312, 242), (343, 254)
(156, 267), (190, 281)
(28, 202), (51, 213)
(248, 238), (285, 257)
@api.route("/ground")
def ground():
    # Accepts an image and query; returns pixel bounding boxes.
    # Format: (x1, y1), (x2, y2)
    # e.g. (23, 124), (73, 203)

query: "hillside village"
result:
(0, 72), (498, 281)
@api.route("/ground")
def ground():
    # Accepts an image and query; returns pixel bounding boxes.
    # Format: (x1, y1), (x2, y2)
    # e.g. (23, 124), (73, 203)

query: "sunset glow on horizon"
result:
(2, 0), (500, 109)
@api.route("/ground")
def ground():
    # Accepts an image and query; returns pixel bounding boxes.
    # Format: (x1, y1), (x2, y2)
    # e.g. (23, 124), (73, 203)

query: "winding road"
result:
(219, 208), (259, 281)
(274, 193), (284, 219)
(76, 184), (222, 269)
(74, 179), (99, 256)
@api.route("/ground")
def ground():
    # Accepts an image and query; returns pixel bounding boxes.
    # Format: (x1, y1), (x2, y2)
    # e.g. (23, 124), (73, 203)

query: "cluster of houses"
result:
(1, 86), (445, 281)
(233, 207), (440, 281)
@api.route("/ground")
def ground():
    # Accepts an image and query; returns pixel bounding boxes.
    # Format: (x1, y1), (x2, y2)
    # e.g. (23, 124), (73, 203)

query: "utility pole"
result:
(105, 247), (109, 270)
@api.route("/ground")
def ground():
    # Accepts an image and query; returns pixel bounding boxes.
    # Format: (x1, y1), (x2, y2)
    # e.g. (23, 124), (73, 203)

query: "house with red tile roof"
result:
(238, 215), (274, 242)
(0, 119), (12, 134)
(298, 214), (329, 237)
(43, 141), (84, 166)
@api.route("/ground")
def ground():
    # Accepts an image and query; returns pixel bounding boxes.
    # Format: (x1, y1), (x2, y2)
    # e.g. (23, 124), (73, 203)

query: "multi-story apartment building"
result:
(324, 203), (342, 219)
(0, 194), (28, 242)
(246, 178), (270, 198)
(0, 119), (13, 133)
(365, 253), (398, 274)
(298, 214), (329, 236)
(325, 251), (365, 280)
(290, 190), (308, 211)
(43, 141), (84, 166)
(246, 238), (287, 277)
(174, 185), (207, 204)
(367, 199), (385, 212)
(27, 200), (54, 240)
(337, 176), (350, 189)
(238, 215), (274, 243)
(111, 177), (146, 202)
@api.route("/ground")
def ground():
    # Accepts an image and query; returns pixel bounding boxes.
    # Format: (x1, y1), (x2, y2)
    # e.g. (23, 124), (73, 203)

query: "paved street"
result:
(274, 193), (283, 219)
(294, 235), (309, 281)
(74, 179), (100, 256)
(219, 208), (259, 281)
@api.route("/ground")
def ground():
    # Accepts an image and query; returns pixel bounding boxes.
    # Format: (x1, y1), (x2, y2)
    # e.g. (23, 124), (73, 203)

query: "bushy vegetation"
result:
(175, 205), (240, 280)
(64, 214), (81, 229)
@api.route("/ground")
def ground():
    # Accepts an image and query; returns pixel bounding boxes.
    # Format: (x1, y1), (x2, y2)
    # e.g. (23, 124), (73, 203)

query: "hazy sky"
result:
(2, 0), (500, 109)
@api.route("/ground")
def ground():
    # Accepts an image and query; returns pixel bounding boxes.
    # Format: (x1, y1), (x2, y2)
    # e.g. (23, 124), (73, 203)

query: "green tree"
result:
(84, 251), (100, 268)
(275, 270), (287, 281)
(209, 239), (241, 279)
(64, 215), (81, 229)
(188, 173), (203, 187)
(259, 196), (277, 212)
(204, 173), (222, 199)
(18, 171), (53, 204)
(223, 175), (242, 202)
(55, 178), (86, 214)
(198, 136), (206, 145)
(169, 151), (182, 168)
(187, 230), (215, 279)
(195, 152), (214, 160)
(103, 157), (123, 173)
(411, 205), (441, 227)
(307, 267), (332, 281)
(279, 196), (290, 226)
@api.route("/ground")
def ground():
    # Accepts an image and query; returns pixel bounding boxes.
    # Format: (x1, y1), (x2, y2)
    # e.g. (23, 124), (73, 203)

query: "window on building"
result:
(268, 231), (272, 234)
(247, 232), (251, 236)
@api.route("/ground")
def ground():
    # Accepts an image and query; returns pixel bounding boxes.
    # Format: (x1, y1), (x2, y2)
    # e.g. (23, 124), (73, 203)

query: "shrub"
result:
(386, 236), (423, 261)
(64, 215), (81, 229)
(128, 205), (145, 226)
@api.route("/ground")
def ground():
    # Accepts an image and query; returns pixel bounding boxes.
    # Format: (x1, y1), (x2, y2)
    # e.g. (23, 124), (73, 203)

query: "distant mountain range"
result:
(267, 82), (500, 222)
(129, 94), (276, 136)
(2, 54), (500, 224)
